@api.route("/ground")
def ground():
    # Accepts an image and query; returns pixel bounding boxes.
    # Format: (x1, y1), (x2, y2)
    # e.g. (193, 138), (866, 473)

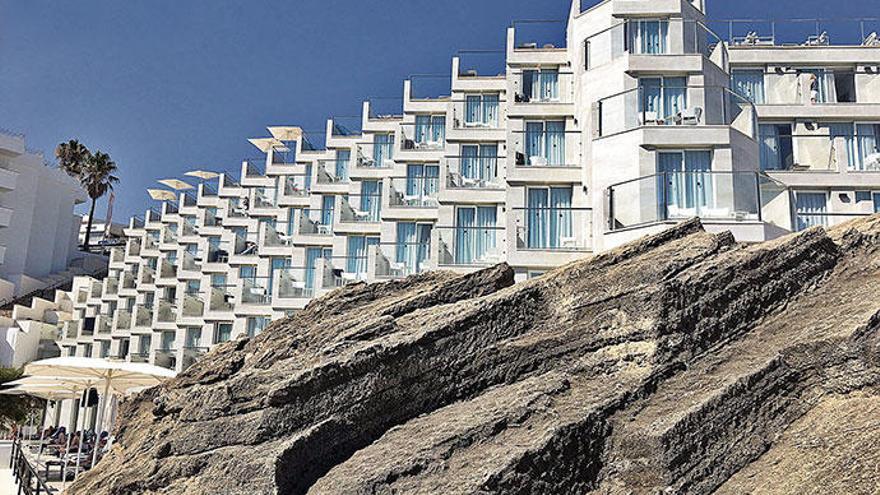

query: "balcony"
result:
(450, 96), (504, 131)
(723, 18), (880, 48)
(510, 70), (574, 109)
(445, 156), (503, 190)
(252, 187), (278, 209)
(374, 243), (431, 279)
(244, 158), (266, 177)
(399, 122), (446, 152)
(0, 168), (18, 191)
(156, 300), (177, 323)
(595, 85), (757, 140)
(114, 309), (132, 331)
(583, 18), (727, 71)
(298, 209), (333, 236)
(182, 346), (209, 370)
(388, 177), (440, 208)
(607, 171), (763, 231)
(139, 266), (156, 285)
(240, 277), (271, 305)
(275, 267), (313, 300)
(208, 286), (235, 312)
(281, 176), (310, 200)
(436, 226), (504, 267)
(96, 317), (111, 335)
(339, 195), (381, 224)
(134, 306), (153, 328)
(130, 352), (150, 364)
(155, 348), (177, 370)
(315, 159), (351, 185)
(181, 292), (205, 318)
(512, 207), (593, 252)
(356, 142), (395, 169)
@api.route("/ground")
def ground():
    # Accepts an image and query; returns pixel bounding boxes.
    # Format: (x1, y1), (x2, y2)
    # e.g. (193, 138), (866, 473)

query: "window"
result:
(321, 195), (335, 226)
(804, 69), (834, 103)
(305, 247), (329, 291)
(461, 145), (498, 184)
(118, 338), (130, 359)
(464, 94), (500, 127)
(627, 20), (669, 55)
(855, 124), (880, 171)
(834, 72), (856, 103)
(875, 193), (880, 214)
(759, 124), (794, 171)
(99, 341), (110, 358)
(526, 187), (573, 249)
(795, 192), (828, 231)
(406, 164), (439, 201)
(855, 191), (873, 203)
(414, 115), (446, 145)
(372, 134), (395, 166)
(454, 206), (498, 265)
(522, 69), (559, 102)
(657, 151), (714, 218)
(359, 181), (382, 222)
(829, 123), (856, 170)
(268, 257), (289, 296)
(523, 121), (566, 166)
(396, 223), (432, 273)
(731, 70), (766, 104)
(346, 236), (379, 276)
(246, 317), (269, 338)
(214, 323), (233, 344)
(335, 150), (350, 181)
(138, 335), (152, 354)
(272, 140), (297, 164)
(639, 77), (687, 123)
(82, 343), (92, 357)
(160, 332), (175, 351)
(184, 328), (202, 349)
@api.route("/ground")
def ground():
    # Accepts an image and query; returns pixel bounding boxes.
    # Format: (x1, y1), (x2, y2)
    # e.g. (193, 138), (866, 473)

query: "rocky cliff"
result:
(69, 217), (880, 494)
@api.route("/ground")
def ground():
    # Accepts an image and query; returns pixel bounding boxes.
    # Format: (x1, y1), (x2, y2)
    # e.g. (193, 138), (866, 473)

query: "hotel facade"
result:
(12, 0), (880, 396)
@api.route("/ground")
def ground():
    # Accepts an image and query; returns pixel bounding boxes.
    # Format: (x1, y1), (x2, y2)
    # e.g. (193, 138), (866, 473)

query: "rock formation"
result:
(68, 217), (880, 494)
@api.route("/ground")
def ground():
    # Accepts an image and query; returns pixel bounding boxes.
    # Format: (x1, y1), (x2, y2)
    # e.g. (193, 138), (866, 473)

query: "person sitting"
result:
(62, 431), (80, 456)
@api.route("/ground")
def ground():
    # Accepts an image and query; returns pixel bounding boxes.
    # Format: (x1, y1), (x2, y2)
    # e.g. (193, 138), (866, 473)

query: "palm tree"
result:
(55, 139), (91, 177)
(80, 151), (120, 251)
(55, 141), (120, 251)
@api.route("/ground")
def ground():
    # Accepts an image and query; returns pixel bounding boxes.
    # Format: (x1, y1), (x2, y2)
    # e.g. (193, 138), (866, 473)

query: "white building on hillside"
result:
(0, 130), (106, 368)
(11, 0), (880, 389)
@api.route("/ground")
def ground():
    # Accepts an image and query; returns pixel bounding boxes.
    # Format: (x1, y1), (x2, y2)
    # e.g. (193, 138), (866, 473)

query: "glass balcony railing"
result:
(275, 267), (314, 299)
(596, 85), (757, 139)
(181, 292), (205, 318)
(208, 286), (235, 312)
(511, 70), (574, 105)
(583, 19), (727, 70)
(245, 158), (266, 177)
(299, 209), (334, 236)
(715, 18), (880, 48)
(450, 97), (504, 130)
(511, 130), (582, 168)
(340, 195), (381, 223)
(445, 156), (503, 189)
(282, 176), (311, 197)
(240, 277), (271, 305)
(374, 243), (432, 279)
(156, 301), (177, 323)
(607, 171), (762, 231)
(389, 178), (439, 208)
(436, 226), (504, 266)
(399, 123), (446, 151)
(316, 159), (351, 184)
(512, 207), (593, 252)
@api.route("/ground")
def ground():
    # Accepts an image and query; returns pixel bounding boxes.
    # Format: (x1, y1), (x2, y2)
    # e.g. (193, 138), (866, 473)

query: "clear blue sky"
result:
(0, 0), (876, 221)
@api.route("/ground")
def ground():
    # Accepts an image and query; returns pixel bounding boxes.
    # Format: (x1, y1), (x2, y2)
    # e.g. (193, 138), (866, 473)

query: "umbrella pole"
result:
(61, 391), (76, 491)
(92, 377), (111, 467)
(74, 388), (88, 478)
(36, 399), (48, 463)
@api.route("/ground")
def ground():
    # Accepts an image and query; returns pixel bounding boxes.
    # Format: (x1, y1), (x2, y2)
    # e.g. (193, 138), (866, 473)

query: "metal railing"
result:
(712, 18), (880, 47)
(607, 171), (763, 231)
(596, 85), (757, 139)
(583, 18), (727, 70)
(10, 437), (56, 494)
(374, 242), (432, 278)
(450, 97), (504, 130)
(298, 209), (334, 236)
(315, 159), (351, 184)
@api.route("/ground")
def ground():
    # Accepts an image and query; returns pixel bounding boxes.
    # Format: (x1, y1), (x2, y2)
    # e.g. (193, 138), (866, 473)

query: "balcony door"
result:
(658, 150), (713, 218)
(396, 222), (432, 274)
(347, 236), (379, 276)
(526, 187), (573, 249)
(454, 206), (497, 265)
(627, 20), (669, 55)
(795, 192), (828, 231)
(639, 77), (687, 123)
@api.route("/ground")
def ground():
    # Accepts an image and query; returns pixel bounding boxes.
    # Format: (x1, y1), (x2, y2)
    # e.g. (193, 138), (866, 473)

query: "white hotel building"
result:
(12, 0), (880, 379)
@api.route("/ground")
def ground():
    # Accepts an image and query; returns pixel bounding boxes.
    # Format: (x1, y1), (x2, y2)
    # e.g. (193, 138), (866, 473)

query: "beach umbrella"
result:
(184, 170), (220, 181)
(147, 189), (179, 202)
(23, 357), (176, 467)
(157, 178), (193, 190)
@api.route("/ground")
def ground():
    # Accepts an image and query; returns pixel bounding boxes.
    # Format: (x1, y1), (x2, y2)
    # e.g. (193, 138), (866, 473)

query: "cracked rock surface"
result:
(69, 217), (880, 494)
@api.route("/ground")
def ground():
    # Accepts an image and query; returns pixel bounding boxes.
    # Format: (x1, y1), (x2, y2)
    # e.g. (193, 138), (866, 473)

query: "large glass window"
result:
(856, 124), (880, 171)
(731, 70), (766, 104)
(526, 187), (573, 249)
(335, 150), (350, 181)
(829, 123), (856, 170)
(346, 236), (379, 276)
(795, 192), (828, 231)
(465, 94), (500, 127)
(639, 77), (687, 123)
(759, 124), (794, 171)
(372, 134), (395, 167)
(396, 223), (432, 274)
(246, 317), (268, 338)
(522, 69), (559, 102)
(628, 20), (669, 54)
(359, 180), (382, 221)
(657, 150), (713, 218)
(321, 195), (335, 226)
(415, 115), (446, 146)
(454, 206), (498, 264)
(405, 164), (440, 200)
(524, 121), (566, 166)
(461, 145), (498, 184)
(214, 323), (232, 344)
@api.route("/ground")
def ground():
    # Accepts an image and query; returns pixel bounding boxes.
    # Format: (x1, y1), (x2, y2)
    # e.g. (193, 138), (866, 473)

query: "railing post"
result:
(755, 172), (763, 222)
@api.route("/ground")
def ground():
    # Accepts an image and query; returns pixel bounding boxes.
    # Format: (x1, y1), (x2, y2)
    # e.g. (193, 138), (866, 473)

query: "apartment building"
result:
(16, 0), (880, 377)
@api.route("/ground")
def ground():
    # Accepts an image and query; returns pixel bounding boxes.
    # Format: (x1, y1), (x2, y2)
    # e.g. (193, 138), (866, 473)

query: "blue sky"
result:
(0, 0), (876, 221)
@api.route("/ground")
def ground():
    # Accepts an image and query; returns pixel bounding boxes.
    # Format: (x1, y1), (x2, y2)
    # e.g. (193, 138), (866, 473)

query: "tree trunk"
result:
(84, 198), (97, 251)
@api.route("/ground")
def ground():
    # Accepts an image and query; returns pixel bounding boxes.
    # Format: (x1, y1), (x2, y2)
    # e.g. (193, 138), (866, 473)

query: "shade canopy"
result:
(157, 178), (194, 191)
(147, 189), (179, 201)
(1, 383), (85, 401)
(23, 357), (176, 395)
(184, 170), (220, 180)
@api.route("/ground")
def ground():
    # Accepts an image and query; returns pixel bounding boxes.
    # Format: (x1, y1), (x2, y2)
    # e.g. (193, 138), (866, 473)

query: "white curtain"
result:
(795, 192), (828, 231)
(856, 124), (879, 171)
(759, 124), (780, 171)
(732, 70), (766, 104)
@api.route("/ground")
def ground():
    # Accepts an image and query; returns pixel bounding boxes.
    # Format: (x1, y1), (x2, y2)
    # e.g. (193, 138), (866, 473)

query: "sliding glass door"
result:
(526, 187), (573, 249)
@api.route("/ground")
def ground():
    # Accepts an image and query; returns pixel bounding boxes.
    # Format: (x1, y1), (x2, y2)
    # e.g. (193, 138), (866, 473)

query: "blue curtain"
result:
(857, 124), (879, 171)
(373, 134), (394, 166)
(431, 116), (446, 143)
(360, 180), (381, 221)
(796, 193), (828, 231)
(830, 123), (856, 170)
(268, 258), (289, 296)
(640, 78), (662, 118)
(525, 122), (544, 165)
(480, 145), (498, 182)
(476, 207), (497, 261)
(396, 223), (432, 273)
(455, 208), (475, 264)
(658, 152), (684, 218)
(631, 20), (668, 54)
(466, 96), (481, 124)
(759, 124), (780, 171)
(523, 70), (536, 100)
(540, 70), (559, 101)
(685, 151), (712, 212)
(415, 115), (430, 143)
(335, 150), (350, 181)
(732, 70), (766, 104)
(461, 146), (479, 180)
(347, 236), (379, 275)
(546, 121), (565, 165)
(305, 248), (322, 290)
(406, 165), (423, 196)
(550, 188), (573, 249)
(874, 193), (880, 214)
(663, 77), (687, 119)
(321, 195), (335, 226)
(527, 188), (549, 248)
(483, 94), (499, 126)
